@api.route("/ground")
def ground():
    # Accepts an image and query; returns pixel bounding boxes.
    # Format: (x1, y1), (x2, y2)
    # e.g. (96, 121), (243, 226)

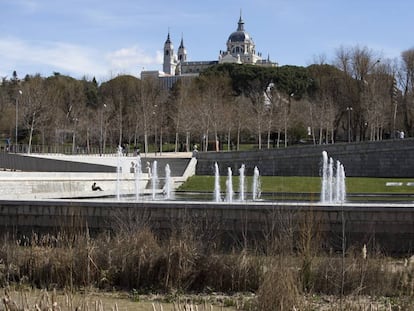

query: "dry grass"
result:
(0, 223), (414, 310)
(256, 257), (302, 311)
(1, 288), (239, 311)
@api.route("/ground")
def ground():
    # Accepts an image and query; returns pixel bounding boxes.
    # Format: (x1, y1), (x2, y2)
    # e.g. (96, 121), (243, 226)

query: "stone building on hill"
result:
(141, 13), (277, 85)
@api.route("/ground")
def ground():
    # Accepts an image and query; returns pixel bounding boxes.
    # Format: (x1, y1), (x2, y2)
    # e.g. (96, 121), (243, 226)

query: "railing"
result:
(0, 144), (119, 156)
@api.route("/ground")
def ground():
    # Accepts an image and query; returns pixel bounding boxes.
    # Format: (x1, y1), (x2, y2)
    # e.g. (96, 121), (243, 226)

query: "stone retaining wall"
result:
(0, 200), (413, 254)
(195, 139), (414, 177)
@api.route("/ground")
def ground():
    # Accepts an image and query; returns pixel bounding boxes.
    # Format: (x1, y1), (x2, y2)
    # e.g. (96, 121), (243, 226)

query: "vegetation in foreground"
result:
(1, 288), (238, 311)
(178, 175), (414, 195)
(1, 219), (414, 310)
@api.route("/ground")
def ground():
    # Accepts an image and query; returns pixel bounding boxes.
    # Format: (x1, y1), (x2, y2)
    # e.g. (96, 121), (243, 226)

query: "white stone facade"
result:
(143, 14), (277, 83)
(219, 15), (263, 65)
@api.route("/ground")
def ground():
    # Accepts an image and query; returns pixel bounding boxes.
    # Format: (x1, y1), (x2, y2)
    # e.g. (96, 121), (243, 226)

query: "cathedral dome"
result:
(227, 15), (253, 44)
(228, 30), (251, 43)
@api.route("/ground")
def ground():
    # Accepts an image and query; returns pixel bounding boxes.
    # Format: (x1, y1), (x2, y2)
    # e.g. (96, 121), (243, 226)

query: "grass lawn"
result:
(178, 176), (414, 194)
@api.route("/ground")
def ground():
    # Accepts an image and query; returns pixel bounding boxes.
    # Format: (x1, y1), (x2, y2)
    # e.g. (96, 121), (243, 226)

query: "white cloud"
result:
(0, 37), (162, 80)
(0, 37), (107, 77)
(106, 46), (163, 74)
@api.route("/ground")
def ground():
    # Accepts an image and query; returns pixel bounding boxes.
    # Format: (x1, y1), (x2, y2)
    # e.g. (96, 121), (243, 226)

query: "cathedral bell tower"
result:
(177, 37), (187, 62)
(163, 32), (177, 75)
(175, 36), (187, 75)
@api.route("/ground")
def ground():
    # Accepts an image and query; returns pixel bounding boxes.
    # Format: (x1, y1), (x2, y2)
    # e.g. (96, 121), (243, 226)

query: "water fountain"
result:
(226, 167), (234, 202)
(252, 166), (261, 201)
(239, 164), (246, 201)
(1, 148), (409, 256)
(337, 162), (346, 203)
(151, 160), (158, 200)
(321, 151), (346, 203)
(164, 164), (173, 200)
(214, 164), (260, 202)
(321, 151), (328, 203)
(134, 155), (142, 201)
(328, 157), (334, 202)
(116, 145), (123, 201)
(214, 162), (221, 202)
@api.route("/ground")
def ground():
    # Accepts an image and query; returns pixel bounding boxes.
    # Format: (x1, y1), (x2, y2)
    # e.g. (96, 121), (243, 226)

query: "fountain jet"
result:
(214, 162), (221, 202)
(321, 151), (346, 203)
(226, 167), (234, 202)
(252, 166), (261, 201)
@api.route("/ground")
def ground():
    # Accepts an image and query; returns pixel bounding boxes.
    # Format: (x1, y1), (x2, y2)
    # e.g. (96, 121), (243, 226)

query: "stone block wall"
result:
(195, 139), (414, 177)
(0, 200), (413, 254)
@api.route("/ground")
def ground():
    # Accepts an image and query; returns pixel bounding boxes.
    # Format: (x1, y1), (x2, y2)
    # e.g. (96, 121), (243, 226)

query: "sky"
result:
(1, 0), (413, 82)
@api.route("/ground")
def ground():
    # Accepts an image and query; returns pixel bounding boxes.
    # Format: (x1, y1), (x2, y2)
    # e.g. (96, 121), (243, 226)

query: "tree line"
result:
(1, 45), (413, 154)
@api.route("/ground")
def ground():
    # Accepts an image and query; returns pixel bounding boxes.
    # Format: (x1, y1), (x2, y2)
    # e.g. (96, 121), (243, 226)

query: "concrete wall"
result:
(0, 199), (413, 254)
(195, 139), (414, 177)
(0, 154), (192, 199)
(0, 153), (192, 177)
(0, 153), (115, 172)
(0, 172), (149, 199)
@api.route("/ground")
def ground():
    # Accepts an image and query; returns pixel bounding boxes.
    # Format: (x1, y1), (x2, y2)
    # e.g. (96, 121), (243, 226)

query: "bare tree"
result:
(169, 79), (194, 152)
(99, 75), (140, 152)
(155, 87), (169, 155)
(264, 83), (277, 149)
(19, 75), (48, 153)
(245, 79), (267, 149)
(363, 61), (395, 140)
(308, 63), (346, 143)
(265, 86), (290, 148)
(334, 46), (381, 141)
(192, 74), (232, 152)
(399, 48), (414, 135)
(222, 96), (237, 151)
(45, 75), (86, 153)
(180, 81), (199, 152)
(233, 95), (250, 150)
(81, 77), (99, 153)
(139, 76), (167, 154)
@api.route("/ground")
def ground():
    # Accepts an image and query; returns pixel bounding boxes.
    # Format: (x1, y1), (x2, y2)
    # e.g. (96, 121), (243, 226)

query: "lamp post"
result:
(359, 59), (380, 141)
(15, 90), (23, 150)
(153, 104), (158, 155)
(100, 103), (107, 156)
(282, 93), (294, 148)
(72, 117), (78, 154)
(346, 107), (353, 142)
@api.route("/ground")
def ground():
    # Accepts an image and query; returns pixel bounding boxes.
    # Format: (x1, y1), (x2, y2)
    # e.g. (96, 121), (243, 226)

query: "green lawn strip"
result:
(346, 177), (414, 193)
(178, 176), (414, 194)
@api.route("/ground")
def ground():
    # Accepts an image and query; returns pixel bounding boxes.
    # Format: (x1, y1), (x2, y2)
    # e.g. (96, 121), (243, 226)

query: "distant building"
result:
(141, 13), (277, 86)
(218, 14), (276, 67)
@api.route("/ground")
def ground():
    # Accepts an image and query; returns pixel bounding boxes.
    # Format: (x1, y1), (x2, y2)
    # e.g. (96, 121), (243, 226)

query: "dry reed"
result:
(0, 222), (413, 310)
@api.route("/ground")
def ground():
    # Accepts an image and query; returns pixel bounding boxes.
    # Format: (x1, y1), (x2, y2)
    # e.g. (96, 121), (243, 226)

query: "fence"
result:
(0, 143), (119, 155)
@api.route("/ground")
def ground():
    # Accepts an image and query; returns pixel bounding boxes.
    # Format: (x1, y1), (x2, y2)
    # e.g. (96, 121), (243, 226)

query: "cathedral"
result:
(141, 14), (277, 86)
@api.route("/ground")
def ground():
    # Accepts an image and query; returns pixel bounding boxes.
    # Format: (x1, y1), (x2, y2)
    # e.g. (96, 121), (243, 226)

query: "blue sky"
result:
(1, 0), (413, 81)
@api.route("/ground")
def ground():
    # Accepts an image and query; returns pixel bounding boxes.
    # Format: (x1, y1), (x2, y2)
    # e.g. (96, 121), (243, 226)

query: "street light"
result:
(153, 104), (158, 155)
(346, 107), (353, 142)
(359, 59), (380, 141)
(100, 103), (107, 156)
(371, 59), (381, 71)
(15, 90), (23, 150)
